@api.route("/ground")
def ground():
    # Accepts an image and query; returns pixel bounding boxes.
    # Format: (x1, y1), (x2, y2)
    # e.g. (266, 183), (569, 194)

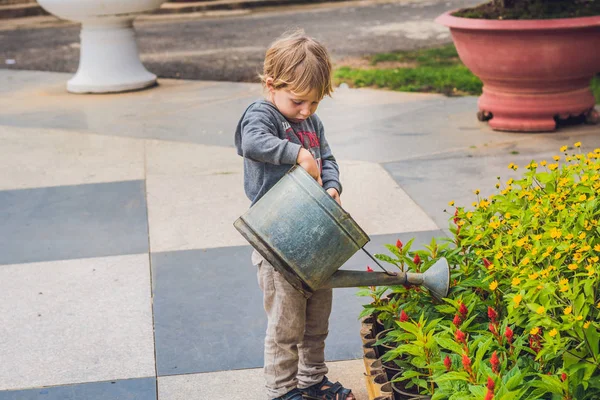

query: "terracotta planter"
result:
(436, 11), (600, 132)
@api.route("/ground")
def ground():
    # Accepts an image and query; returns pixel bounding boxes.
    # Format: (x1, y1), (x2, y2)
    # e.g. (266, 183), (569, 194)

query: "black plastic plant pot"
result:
(390, 372), (432, 400)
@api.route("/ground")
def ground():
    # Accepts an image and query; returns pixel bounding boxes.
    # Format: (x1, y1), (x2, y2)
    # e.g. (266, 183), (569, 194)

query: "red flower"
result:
(453, 314), (462, 327)
(444, 355), (452, 371)
(488, 323), (496, 335)
(396, 239), (403, 249)
(413, 254), (421, 265)
(490, 351), (500, 373)
(399, 310), (409, 322)
(455, 329), (466, 344)
(462, 354), (471, 370)
(561, 372), (567, 382)
(484, 390), (494, 400)
(453, 209), (459, 224)
(487, 306), (498, 322)
(366, 266), (374, 272)
(459, 302), (468, 318)
(483, 258), (492, 269)
(505, 326), (514, 343)
(487, 376), (495, 391)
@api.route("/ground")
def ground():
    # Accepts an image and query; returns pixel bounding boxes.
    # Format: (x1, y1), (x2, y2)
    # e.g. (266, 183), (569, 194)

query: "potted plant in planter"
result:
(435, 1), (600, 132)
(359, 143), (600, 399)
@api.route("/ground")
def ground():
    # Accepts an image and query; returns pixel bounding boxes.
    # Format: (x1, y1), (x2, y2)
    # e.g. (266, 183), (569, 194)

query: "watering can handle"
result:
(361, 247), (397, 276)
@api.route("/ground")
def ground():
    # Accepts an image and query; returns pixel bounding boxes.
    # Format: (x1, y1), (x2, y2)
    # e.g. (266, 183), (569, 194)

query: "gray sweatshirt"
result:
(235, 99), (342, 205)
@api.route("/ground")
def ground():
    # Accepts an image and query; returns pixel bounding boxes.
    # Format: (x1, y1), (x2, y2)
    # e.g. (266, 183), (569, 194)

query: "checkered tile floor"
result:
(0, 71), (444, 400)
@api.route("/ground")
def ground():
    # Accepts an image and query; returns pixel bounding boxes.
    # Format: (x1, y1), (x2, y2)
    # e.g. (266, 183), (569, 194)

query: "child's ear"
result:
(265, 77), (275, 94)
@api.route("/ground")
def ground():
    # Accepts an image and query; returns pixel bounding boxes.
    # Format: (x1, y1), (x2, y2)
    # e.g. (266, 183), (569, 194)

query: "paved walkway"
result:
(0, 69), (598, 400)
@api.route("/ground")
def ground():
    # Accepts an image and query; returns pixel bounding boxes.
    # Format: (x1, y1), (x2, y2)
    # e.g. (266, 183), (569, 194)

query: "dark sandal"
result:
(300, 376), (354, 400)
(274, 388), (304, 400)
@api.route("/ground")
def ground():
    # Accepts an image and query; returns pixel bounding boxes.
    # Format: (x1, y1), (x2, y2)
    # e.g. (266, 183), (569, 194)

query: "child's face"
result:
(267, 82), (321, 123)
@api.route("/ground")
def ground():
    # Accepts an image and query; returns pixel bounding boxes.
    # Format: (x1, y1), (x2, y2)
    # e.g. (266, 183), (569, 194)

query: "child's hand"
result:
(326, 188), (341, 206)
(297, 148), (322, 185)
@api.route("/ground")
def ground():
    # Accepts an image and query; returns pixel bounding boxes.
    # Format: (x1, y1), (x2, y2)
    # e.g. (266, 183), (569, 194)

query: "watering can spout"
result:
(321, 258), (450, 301)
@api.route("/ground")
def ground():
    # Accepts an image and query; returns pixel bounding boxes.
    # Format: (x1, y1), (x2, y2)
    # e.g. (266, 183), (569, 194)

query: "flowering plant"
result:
(361, 143), (600, 399)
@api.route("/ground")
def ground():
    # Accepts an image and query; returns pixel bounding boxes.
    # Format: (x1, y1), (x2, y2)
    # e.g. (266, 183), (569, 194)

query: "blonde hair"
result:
(261, 30), (333, 99)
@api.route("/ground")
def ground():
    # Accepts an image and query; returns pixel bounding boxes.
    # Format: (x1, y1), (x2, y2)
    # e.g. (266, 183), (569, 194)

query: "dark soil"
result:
(453, 0), (600, 19)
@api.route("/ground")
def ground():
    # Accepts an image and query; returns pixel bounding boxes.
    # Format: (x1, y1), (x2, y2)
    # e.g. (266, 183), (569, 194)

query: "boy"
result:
(234, 31), (355, 400)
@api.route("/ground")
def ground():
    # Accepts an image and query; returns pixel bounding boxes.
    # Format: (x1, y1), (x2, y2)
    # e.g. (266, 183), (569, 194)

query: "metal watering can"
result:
(233, 166), (450, 300)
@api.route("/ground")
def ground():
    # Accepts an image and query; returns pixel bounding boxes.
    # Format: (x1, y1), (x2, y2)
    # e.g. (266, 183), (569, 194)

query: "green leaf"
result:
(530, 374), (564, 395)
(468, 384), (486, 397)
(435, 337), (464, 355)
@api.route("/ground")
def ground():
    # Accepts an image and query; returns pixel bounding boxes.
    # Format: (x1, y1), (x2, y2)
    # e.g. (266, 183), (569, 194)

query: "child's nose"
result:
(300, 106), (311, 116)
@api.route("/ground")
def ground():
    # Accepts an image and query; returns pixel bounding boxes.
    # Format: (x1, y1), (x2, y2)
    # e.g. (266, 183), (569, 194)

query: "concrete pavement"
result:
(0, 69), (599, 400)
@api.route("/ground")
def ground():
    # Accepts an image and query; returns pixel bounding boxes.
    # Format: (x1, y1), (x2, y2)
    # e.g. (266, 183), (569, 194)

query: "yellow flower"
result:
(553, 155), (561, 161)
(588, 269), (595, 277)
(489, 221), (500, 229)
(472, 202), (477, 207)
(504, 212), (511, 219)
(568, 264), (578, 271)
(559, 278), (568, 285)
(548, 163), (559, 171)
(529, 272), (539, 280)
(467, 212), (473, 219)
(574, 142), (581, 148)
(576, 315), (583, 321)
(579, 232), (586, 239)
(537, 306), (545, 314)
(489, 280), (498, 291)
(475, 234), (482, 240)
(512, 277), (521, 286)
(565, 233), (574, 240)
(513, 294), (522, 306)
(549, 328), (558, 337)
(560, 145), (568, 152)
(474, 189), (480, 195)
(579, 194), (587, 202)
(521, 257), (530, 266)
(507, 178), (514, 185)
(560, 285), (568, 292)
(564, 307), (572, 315)
(448, 200), (455, 206)
(584, 321), (591, 329)
(530, 327), (540, 335)
(508, 163), (515, 169)
(597, 301), (600, 308)
(495, 251), (503, 259)
(550, 228), (562, 239)
(554, 253), (562, 260)
(540, 160), (547, 166)
(595, 245), (600, 252)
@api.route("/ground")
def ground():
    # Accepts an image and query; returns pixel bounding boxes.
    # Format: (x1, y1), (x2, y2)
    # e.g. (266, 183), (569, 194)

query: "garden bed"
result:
(357, 143), (600, 399)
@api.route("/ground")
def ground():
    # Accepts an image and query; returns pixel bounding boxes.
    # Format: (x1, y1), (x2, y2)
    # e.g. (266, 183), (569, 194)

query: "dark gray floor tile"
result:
(0, 180), (149, 265)
(152, 230), (444, 375)
(0, 377), (156, 400)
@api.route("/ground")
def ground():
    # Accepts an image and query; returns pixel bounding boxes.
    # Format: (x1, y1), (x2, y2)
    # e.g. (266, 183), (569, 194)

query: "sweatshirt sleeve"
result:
(240, 106), (302, 165)
(316, 118), (343, 195)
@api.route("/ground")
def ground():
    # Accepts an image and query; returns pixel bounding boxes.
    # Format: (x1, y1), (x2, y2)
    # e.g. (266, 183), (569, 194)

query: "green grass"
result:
(334, 44), (600, 103)
(592, 75), (600, 104)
